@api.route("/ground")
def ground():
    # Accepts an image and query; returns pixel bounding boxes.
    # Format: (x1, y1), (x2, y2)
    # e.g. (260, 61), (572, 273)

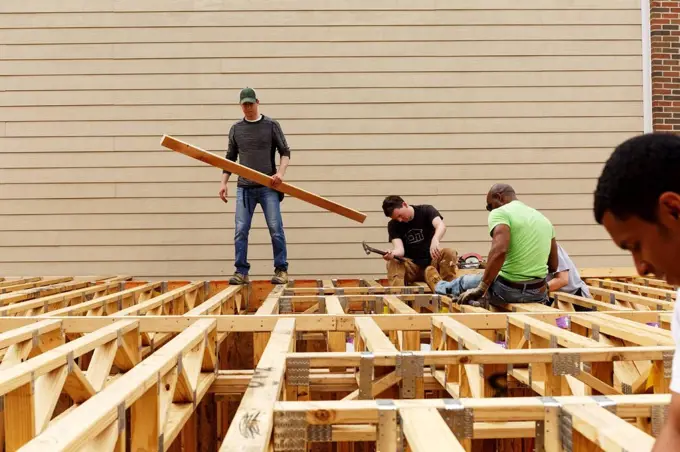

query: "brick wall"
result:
(651, 1), (680, 131)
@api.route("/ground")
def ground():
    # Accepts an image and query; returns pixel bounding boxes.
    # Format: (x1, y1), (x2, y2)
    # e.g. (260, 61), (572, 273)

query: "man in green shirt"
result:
(427, 184), (558, 306)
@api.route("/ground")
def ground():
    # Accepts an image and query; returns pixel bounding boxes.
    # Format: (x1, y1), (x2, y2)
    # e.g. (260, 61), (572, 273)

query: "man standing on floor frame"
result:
(592, 132), (680, 451)
(219, 87), (291, 285)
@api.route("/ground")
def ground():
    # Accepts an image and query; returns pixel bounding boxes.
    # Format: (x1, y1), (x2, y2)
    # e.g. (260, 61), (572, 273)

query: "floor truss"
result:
(0, 271), (673, 452)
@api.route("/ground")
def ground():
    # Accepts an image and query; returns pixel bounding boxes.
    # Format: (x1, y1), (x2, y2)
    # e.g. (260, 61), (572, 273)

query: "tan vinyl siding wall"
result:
(0, 0), (644, 279)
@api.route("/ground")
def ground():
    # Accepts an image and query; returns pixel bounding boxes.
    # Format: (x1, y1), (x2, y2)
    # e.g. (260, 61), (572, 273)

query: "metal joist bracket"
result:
(338, 296), (348, 312)
(31, 330), (39, 348)
(279, 297), (292, 314)
(539, 398), (565, 452)
(523, 323), (531, 341)
(621, 382), (632, 395)
(591, 324), (600, 341)
(663, 351), (674, 378)
(439, 399), (473, 440)
(535, 420), (545, 452)
(592, 395), (617, 414)
(652, 405), (670, 438)
(359, 352), (374, 400)
(318, 297), (326, 314)
(117, 402), (126, 432)
(396, 352), (424, 399)
(335, 288), (345, 296)
(377, 399), (401, 450)
(560, 411), (573, 452)
(609, 292), (616, 305)
(552, 353), (581, 376)
(549, 334), (558, 349)
(158, 433), (164, 452)
(666, 292), (673, 302)
(582, 362), (592, 374)
(274, 411), (307, 452)
(66, 351), (75, 373)
(287, 358), (310, 387)
(177, 354), (183, 375)
(307, 425), (332, 442)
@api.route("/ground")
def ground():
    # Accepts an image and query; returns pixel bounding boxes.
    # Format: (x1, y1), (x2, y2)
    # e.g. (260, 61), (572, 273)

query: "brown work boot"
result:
(424, 266), (442, 293)
(229, 272), (249, 285)
(271, 269), (289, 284)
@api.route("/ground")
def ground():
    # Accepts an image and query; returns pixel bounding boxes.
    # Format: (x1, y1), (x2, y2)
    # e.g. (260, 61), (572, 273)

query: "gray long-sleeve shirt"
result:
(223, 115), (291, 188)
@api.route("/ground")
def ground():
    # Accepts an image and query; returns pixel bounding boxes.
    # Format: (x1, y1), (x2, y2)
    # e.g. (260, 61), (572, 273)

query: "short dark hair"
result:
(594, 132), (680, 224)
(382, 195), (405, 217)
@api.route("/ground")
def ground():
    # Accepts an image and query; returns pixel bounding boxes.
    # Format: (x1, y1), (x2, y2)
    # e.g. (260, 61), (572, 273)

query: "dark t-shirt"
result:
(387, 205), (443, 268)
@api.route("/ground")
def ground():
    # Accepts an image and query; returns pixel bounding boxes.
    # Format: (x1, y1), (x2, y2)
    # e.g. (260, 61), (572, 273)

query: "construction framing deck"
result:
(0, 270), (674, 452)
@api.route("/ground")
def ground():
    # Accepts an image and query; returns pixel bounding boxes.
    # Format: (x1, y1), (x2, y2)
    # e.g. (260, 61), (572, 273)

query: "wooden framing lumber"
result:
(160, 135), (367, 223)
(400, 407), (466, 451)
(0, 319), (140, 450)
(587, 279), (676, 301)
(0, 280), (126, 315)
(20, 318), (217, 452)
(562, 403), (656, 450)
(0, 271), (675, 451)
(220, 318), (295, 451)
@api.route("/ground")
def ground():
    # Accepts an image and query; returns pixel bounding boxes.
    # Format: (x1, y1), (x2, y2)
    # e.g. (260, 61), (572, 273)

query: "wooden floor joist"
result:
(0, 271), (672, 451)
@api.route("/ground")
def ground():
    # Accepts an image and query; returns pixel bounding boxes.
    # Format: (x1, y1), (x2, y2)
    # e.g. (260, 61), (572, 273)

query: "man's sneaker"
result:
(229, 273), (249, 285)
(424, 266), (442, 293)
(271, 269), (289, 284)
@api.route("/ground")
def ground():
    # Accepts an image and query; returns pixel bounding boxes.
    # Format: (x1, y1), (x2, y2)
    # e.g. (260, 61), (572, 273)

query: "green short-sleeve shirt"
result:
(487, 200), (555, 282)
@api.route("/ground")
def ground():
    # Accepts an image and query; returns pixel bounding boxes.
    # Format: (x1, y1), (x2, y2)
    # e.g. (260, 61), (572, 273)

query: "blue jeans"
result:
(234, 186), (288, 275)
(435, 274), (548, 306)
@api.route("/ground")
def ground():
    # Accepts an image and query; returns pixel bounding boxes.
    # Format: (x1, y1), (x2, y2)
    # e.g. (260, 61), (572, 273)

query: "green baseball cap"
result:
(239, 87), (257, 104)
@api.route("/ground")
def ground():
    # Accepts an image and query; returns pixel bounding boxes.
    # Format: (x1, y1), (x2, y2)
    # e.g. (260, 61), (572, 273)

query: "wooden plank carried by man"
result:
(160, 134), (367, 224)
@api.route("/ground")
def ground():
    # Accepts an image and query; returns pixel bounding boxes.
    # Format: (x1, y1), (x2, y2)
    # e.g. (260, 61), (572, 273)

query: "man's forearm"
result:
(278, 156), (290, 176)
(433, 223), (446, 242)
(221, 172), (230, 185)
(548, 273), (568, 292)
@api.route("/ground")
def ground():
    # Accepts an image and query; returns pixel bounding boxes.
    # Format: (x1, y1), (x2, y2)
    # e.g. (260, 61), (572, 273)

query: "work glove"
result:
(459, 281), (489, 306)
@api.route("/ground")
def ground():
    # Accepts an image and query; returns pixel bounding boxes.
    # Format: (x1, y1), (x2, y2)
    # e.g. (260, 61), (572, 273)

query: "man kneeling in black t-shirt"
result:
(381, 195), (458, 286)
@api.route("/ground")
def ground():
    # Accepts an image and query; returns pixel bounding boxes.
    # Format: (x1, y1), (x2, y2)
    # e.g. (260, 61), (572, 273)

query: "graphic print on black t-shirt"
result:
(405, 229), (425, 245)
(387, 205), (443, 268)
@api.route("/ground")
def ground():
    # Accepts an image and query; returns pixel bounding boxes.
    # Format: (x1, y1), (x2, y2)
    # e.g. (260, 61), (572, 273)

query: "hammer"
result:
(361, 241), (409, 262)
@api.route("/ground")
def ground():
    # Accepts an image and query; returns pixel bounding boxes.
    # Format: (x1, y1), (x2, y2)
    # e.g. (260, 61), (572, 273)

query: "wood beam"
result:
(400, 407), (466, 452)
(220, 318), (296, 452)
(161, 135), (366, 223)
(20, 319), (217, 452)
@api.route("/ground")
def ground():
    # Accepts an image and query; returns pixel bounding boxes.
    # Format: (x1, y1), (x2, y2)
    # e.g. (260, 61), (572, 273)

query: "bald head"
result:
(486, 183), (517, 211)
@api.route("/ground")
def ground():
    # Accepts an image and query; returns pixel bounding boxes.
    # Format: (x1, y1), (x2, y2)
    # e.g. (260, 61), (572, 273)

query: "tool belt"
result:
(497, 275), (547, 291)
